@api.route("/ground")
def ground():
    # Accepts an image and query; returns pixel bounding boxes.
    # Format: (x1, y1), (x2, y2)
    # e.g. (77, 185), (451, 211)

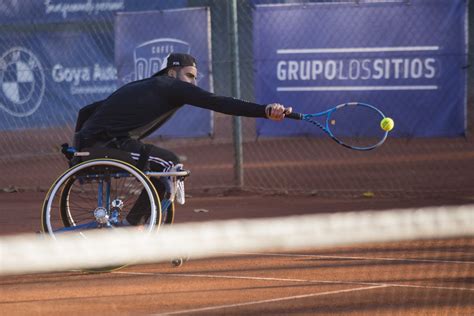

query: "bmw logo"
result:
(0, 47), (45, 117)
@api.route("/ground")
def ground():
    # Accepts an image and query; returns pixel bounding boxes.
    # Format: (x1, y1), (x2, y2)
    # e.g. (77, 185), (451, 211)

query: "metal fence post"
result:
(230, 0), (244, 188)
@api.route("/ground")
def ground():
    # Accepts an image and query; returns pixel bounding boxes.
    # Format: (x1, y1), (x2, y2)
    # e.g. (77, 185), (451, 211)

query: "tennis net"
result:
(1, 204), (473, 275)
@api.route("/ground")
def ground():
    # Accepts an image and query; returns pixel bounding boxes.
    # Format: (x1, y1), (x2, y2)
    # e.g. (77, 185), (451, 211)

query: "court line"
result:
(225, 251), (474, 265)
(113, 271), (474, 292)
(151, 285), (387, 315)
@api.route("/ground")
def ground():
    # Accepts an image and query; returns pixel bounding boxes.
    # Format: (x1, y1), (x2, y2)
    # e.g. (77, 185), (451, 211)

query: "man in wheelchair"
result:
(72, 53), (291, 226)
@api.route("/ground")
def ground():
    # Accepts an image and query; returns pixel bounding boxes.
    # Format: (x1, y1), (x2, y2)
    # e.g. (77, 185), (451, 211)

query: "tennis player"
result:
(73, 52), (291, 224)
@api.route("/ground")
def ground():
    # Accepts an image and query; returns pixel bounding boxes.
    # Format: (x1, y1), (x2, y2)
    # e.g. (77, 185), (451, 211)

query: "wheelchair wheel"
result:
(42, 158), (161, 235)
(163, 201), (175, 225)
(149, 178), (175, 225)
(41, 158), (161, 271)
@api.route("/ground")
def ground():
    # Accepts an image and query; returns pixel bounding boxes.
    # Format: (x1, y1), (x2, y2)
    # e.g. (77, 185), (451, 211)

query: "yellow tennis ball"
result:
(380, 117), (394, 132)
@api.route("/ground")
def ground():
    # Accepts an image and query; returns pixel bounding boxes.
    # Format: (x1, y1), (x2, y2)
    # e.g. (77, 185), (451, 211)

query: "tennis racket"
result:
(286, 102), (390, 151)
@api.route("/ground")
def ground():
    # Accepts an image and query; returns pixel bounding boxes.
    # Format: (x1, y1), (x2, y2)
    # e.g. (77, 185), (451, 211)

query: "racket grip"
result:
(286, 112), (304, 120)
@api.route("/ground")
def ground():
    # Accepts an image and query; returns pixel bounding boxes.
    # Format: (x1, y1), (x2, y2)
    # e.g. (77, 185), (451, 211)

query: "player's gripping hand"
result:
(265, 103), (292, 121)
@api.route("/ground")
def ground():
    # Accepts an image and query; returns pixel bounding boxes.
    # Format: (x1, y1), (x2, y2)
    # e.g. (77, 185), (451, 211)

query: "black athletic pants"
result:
(115, 138), (180, 225)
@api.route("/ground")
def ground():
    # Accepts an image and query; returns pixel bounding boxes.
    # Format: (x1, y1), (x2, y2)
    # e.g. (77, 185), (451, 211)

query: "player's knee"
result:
(160, 150), (180, 165)
(170, 152), (181, 165)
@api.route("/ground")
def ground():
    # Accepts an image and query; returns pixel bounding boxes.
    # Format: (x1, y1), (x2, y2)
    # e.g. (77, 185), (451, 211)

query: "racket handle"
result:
(286, 112), (304, 120)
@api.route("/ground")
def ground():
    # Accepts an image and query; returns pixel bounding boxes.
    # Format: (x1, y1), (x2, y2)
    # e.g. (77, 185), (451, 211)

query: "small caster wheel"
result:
(171, 256), (189, 267)
(171, 258), (183, 267)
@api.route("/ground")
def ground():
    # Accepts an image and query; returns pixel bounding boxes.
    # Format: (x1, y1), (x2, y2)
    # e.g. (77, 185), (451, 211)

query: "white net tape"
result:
(1, 205), (473, 275)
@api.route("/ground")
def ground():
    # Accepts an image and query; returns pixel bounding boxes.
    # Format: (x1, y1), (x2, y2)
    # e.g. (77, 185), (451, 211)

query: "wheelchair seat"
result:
(62, 143), (139, 168)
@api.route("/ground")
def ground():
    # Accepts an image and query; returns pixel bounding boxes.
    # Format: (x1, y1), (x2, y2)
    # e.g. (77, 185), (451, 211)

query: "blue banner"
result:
(115, 8), (213, 137)
(0, 30), (116, 129)
(254, 0), (467, 137)
(0, 0), (187, 25)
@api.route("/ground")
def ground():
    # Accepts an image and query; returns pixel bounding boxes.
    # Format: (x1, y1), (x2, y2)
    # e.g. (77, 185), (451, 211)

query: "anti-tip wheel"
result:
(171, 256), (189, 267)
(171, 258), (183, 267)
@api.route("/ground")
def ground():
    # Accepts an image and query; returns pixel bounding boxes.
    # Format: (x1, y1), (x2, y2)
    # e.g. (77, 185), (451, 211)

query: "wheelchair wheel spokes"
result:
(42, 159), (161, 239)
(53, 221), (99, 233)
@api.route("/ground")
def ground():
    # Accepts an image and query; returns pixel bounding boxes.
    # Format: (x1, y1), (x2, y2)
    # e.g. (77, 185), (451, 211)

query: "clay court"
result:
(1, 237), (473, 315)
(1, 136), (473, 315)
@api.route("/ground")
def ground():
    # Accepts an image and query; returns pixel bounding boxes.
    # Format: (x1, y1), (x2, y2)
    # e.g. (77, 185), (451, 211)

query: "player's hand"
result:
(265, 103), (292, 121)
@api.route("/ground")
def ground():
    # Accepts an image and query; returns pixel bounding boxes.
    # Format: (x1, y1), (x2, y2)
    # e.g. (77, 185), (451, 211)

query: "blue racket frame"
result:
(286, 102), (389, 151)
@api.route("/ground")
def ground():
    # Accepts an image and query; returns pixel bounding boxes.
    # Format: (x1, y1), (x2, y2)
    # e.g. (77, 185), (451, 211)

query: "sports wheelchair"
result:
(41, 144), (190, 240)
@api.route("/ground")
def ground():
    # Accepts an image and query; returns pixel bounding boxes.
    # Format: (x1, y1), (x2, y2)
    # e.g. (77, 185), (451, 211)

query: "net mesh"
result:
(0, 0), (472, 198)
(1, 2), (473, 313)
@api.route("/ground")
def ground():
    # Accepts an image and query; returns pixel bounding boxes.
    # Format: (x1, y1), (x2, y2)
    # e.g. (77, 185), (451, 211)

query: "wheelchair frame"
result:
(41, 149), (190, 240)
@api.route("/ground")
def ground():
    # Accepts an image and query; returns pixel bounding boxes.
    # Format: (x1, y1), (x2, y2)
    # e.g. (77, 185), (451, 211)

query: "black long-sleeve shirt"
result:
(79, 75), (267, 140)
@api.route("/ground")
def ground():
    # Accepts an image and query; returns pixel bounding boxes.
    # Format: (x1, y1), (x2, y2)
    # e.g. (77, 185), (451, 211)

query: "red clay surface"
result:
(1, 192), (473, 315)
(1, 133), (474, 314)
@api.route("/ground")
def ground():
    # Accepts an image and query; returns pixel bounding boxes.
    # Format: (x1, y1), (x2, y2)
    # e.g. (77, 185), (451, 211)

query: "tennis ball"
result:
(380, 117), (394, 132)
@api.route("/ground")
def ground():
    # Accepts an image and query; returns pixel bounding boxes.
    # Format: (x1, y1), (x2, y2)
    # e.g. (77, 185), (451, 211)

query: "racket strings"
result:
(326, 105), (387, 150)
